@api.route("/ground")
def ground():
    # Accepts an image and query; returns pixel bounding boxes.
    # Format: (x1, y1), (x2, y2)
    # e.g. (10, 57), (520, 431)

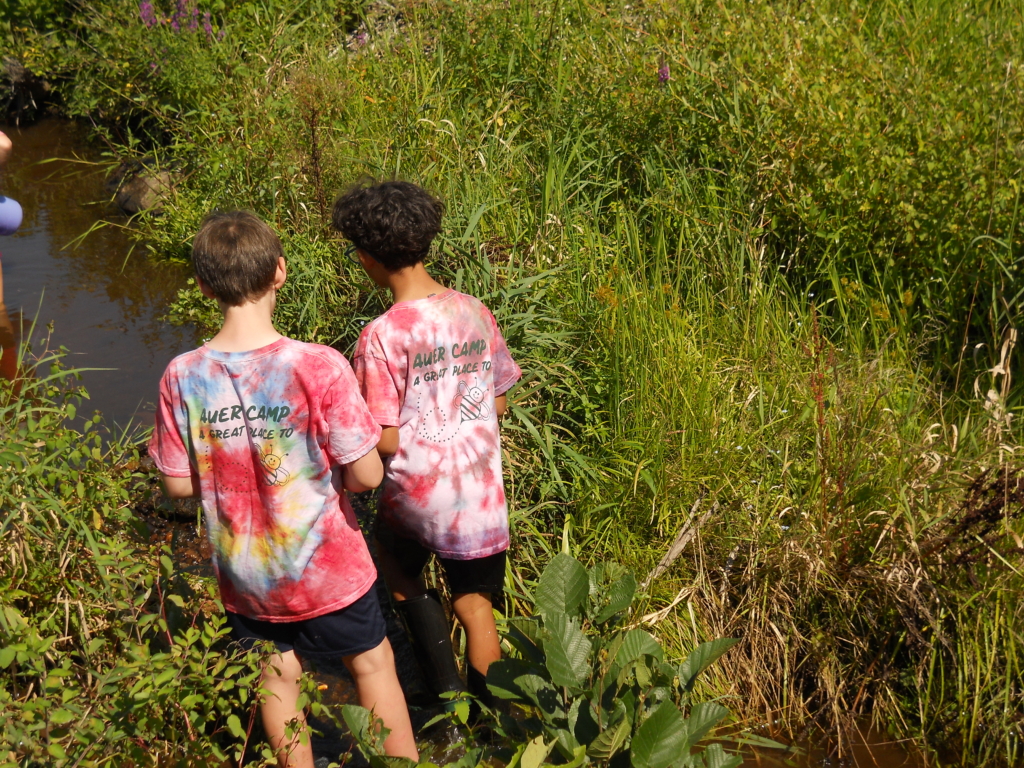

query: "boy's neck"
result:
(384, 263), (448, 305)
(207, 291), (283, 353)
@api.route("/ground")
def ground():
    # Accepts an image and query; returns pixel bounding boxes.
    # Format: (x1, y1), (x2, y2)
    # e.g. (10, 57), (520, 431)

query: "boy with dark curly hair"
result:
(332, 181), (521, 708)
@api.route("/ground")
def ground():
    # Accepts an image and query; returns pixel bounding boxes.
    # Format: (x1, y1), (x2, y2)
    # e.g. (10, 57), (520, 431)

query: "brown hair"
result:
(192, 211), (283, 306)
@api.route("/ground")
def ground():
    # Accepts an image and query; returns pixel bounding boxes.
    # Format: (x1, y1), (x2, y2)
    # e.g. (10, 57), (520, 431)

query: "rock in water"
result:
(115, 171), (174, 215)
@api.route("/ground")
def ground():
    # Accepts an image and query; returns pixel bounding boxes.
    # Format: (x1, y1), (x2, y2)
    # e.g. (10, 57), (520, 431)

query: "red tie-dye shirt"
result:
(148, 337), (381, 622)
(353, 289), (521, 560)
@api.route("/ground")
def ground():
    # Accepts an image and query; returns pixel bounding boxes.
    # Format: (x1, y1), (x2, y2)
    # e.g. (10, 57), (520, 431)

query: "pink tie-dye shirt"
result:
(148, 337), (381, 622)
(353, 289), (521, 560)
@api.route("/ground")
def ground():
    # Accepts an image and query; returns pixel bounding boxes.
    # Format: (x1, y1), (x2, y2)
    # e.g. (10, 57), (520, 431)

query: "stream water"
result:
(0, 118), (193, 431)
(2, 119), (931, 767)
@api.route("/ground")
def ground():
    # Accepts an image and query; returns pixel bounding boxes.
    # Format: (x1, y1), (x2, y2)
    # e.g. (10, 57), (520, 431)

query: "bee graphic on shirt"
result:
(455, 380), (491, 423)
(256, 443), (290, 487)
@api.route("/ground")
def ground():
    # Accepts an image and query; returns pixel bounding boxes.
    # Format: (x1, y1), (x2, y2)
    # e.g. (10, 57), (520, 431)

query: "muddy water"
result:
(0, 119), (194, 430)
(739, 728), (928, 767)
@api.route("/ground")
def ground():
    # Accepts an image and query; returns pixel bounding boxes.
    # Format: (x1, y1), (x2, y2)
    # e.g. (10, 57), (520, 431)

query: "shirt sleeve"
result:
(148, 366), (194, 478)
(485, 308), (522, 396)
(352, 327), (403, 427)
(322, 356), (383, 465)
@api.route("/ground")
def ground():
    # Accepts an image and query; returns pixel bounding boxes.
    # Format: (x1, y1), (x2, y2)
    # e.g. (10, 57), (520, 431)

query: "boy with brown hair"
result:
(148, 211), (418, 767)
(332, 182), (521, 709)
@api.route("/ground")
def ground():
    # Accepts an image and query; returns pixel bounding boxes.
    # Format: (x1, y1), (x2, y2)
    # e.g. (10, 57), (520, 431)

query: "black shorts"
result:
(376, 521), (507, 595)
(226, 586), (386, 661)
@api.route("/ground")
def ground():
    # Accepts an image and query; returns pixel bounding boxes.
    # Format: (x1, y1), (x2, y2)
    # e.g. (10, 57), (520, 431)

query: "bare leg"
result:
(344, 638), (419, 760)
(375, 534), (427, 601)
(451, 592), (500, 675)
(259, 650), (314, 768)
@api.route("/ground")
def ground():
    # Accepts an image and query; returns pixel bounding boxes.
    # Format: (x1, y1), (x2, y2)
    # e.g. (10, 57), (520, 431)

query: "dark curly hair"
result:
(331, 181), (443, 271)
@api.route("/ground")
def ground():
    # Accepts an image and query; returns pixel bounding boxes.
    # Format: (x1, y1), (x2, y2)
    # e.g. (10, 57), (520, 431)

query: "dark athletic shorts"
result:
(376, 521), (507, 595)
(226, 586), (386, 661)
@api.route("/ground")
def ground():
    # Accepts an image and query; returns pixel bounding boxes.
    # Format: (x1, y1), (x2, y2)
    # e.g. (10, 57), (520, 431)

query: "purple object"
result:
(0, 195), (22, 236)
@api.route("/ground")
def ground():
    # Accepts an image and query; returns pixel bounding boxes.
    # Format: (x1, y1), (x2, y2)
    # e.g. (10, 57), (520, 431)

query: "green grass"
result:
(4, 0), (1024, 764)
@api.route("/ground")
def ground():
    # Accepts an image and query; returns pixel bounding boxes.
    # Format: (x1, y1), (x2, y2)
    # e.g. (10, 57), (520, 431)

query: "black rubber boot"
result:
(394, 590), (466, 698)
(466, 664), (494, 709)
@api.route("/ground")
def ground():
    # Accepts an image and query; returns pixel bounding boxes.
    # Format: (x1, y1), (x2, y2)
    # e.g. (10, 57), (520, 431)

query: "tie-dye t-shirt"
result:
(353, 289), (521, 560)
(148, 337), (381, 622)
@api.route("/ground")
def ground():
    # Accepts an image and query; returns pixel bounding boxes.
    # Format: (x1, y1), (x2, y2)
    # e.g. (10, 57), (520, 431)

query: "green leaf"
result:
(682, 702), (730, 750)
(487, 658), (545, 699)
(569, 697), (600, 749)
(48, 707), (76, 725)
(536, 553), (589, 618)
(677, 639), (739, 692)
(587, 700), (630, 760)
(631, 702), (686, 768)
(519, 736), (555, 768)
(226, 713), (245, 739)
(701, 743), (743, 768)
(506, 621), (546, 666)
(544, 613), (592, 689)
(615, 629), (664, 668)
(594, 573), (637, 624)
(47, 744), (68, 760)
(0, 646), (16, 668)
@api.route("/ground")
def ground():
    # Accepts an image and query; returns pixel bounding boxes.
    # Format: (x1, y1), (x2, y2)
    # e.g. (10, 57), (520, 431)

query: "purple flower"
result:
(203, 11), (213, 38)
(171, 19), (180, 32)
(138, 0), (157, 28)
(218, 29), (226, 41)
(658, 61), (670, 84)
(354, 31), (368, 47)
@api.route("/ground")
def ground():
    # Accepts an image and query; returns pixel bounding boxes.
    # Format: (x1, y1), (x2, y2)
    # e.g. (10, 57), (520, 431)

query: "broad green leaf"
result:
(487, 658), (548, 702)
(560, 745), (588, 768)
(48, 707), (76, 725)
(520, 736), (555, 768)
(508, 616), (543, 646)
(631, 702), (686, 768)
(586, 700), (630, 760)
(682, 702), (730, 750)
(677, 639), (739, 692)
(552, 719), (583, 759)
(594, 573), (637, 624)
(0, 646), (15, 668)
(536, 553), (589, 618)
(615, 628), (664, 668)
(569, 697), (600, 748)
(506, 621), (546, 666)
(226, 713), (245, 739)
(544, 613), (592, 689)
(514, 673), (564, 717)
(700, 743), (743, 768)
(341, 704), (374, 743)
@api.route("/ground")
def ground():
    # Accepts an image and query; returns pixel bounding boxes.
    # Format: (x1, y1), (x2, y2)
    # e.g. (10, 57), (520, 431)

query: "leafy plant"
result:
(485, 553), (742, 768)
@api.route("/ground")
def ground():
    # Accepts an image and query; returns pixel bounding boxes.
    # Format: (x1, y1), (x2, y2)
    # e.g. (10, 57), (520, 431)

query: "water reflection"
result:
(0, 119), (194, 429)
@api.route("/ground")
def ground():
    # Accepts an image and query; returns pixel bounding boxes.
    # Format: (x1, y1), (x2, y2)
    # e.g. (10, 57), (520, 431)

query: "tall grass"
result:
(5, 0), (1024, 763)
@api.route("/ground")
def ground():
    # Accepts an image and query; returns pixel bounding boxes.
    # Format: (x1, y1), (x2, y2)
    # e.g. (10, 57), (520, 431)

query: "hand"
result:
(0, 132), (11, 167)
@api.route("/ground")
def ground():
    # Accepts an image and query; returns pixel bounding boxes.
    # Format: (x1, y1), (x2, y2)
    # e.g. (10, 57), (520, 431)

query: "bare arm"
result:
(342, 449), (384, 492)
(377, 426), (399, 458)
(0, 132), (11, 166)
(495, 394), (507, 417)
(162, 473), (200, 499)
